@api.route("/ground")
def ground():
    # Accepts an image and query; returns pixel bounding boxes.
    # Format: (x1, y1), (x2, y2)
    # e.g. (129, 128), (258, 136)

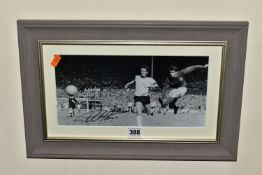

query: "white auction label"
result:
(128, 128), (143, 138)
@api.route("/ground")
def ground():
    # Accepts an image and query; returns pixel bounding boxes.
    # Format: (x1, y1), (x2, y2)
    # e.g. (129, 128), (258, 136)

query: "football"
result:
(65, 85), (78, 96)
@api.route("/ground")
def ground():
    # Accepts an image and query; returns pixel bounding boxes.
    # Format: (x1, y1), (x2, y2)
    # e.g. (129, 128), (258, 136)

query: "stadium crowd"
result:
(55, 56), (208, 112)
(56, 74), (207, 111)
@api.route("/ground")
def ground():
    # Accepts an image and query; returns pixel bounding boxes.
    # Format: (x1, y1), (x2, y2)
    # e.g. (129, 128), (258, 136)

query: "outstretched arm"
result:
(151, 82), (159, 88)
(145, 82), (159, 89)
(181, 64), (208, 74)
(145, 79), (159, 88)
(124, 80), (135, 89)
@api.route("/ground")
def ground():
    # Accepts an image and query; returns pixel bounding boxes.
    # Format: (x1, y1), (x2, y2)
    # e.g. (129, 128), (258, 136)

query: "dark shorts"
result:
(69, 102), (76, 109)
(134, 96), (150, 106)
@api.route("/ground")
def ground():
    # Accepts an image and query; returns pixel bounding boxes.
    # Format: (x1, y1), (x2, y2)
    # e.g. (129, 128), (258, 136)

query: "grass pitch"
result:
(57, 109), (205, 127)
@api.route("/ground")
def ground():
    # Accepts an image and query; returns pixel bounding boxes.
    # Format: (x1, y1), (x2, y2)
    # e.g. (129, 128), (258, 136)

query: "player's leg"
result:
(166, 87), (187, 104)
(73, 102), (77, 116)
(169, 98), (179, 114)
(135, 102), (143, 126)
(159, 89), (174, 107)
(163, 96), (175, 105)
(73, 107), (76, 116)
(69, 107), (73, 117)
(170, 87), (187, 114)
(134, 96), (142, 116)
(169, 87), (187, 98)
(136, 102), (143, 116)
(145, 104), (152, 115)
(134, 96), (144, 126)
(142, 96), (152, 116)
(149, 101), (157, 115)
(77, 103), (81, 112)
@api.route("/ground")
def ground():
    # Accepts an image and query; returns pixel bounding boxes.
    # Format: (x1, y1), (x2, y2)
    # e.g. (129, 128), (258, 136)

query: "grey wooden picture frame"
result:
(17, 20), (248, 161)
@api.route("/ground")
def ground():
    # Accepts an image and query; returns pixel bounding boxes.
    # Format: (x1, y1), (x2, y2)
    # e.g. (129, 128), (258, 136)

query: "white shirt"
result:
(135, 75), (156, 96)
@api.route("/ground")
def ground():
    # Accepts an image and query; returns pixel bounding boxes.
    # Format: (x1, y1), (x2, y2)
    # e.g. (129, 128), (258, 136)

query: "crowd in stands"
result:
(55, 61), (207, 111)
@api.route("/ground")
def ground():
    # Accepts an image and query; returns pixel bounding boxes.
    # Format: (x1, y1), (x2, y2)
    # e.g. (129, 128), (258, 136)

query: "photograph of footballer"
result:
(159, 64), (208, 114)
(55, 55), (209, 127)
(124, 65), (159, 126)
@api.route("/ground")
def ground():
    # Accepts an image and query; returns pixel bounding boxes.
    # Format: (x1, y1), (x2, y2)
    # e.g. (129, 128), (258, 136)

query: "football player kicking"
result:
(159, 64), (208, 114)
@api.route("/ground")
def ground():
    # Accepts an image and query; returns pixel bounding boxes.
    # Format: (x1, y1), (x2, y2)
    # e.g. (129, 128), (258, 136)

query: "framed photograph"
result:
(17, 20), (248, 160)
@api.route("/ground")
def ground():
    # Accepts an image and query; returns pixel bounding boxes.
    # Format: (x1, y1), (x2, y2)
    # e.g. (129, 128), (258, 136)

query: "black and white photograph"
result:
(16, 20), (249, 161)
(55, 55), (209, 127)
